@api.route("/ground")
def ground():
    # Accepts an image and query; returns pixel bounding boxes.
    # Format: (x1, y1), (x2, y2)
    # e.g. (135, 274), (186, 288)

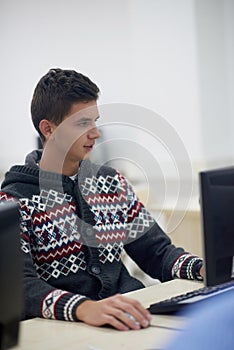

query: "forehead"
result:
(65, 101), (99, 120)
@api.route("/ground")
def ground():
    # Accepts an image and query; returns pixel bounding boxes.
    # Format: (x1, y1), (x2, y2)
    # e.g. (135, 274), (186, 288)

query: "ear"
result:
(39, 119), (56, 141)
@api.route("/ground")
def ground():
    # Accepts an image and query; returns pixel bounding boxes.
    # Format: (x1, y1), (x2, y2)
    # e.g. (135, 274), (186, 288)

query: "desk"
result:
(15, 280), (202, 350)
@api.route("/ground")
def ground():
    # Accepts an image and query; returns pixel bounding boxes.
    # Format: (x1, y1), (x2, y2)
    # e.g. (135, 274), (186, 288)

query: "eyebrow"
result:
(76, 116), (100, 122)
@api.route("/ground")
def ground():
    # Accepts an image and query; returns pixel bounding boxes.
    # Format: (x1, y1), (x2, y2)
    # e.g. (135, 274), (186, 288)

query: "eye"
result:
(77, 121), (90, 127)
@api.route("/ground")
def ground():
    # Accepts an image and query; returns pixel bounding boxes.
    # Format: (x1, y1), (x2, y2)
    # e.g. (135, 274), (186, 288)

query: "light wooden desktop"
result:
(15, 279), (203, 350)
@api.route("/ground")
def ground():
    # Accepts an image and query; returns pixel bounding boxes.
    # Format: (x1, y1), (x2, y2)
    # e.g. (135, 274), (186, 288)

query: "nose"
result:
(88, 126), (101, 139)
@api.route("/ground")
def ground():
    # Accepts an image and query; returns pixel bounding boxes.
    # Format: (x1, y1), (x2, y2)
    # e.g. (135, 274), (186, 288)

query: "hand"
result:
(75, 293), (152, 331)
(199, 265), (204, 278)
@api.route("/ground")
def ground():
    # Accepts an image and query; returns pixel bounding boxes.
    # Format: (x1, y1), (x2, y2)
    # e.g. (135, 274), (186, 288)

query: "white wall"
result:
(195, 0), (234, 169)
(0, 0), (233, 182)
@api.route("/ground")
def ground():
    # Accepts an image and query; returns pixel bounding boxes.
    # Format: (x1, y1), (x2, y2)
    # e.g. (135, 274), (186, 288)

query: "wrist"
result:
(194, 260), (204, 281)
(75, 299), (92, 321)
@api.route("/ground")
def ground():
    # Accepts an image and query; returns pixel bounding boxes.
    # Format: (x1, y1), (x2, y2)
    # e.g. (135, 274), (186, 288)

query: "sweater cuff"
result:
(171, 254), (203, 281)
(41, 289), (89, 322)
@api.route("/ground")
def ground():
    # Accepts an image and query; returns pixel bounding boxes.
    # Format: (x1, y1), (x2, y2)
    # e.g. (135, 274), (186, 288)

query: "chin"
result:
(83, 154), (91, 160)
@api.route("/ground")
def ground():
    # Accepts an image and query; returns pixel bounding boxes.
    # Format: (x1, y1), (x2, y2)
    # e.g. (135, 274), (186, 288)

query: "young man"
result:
(0, 68), (203, 331)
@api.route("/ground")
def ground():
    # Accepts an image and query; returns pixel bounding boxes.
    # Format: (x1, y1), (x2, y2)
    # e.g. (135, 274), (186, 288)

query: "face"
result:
(48, 101), (101, 164)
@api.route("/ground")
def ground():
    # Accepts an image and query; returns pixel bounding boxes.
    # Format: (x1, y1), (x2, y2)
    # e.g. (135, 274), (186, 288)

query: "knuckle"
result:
(106, 314), (115, 322)
(109, 294), (122, 305)
(108, 298), (116, 306)
(132, 299), (141, 307)
(124, 304), (135, 314)
(115, 309), (122, 318)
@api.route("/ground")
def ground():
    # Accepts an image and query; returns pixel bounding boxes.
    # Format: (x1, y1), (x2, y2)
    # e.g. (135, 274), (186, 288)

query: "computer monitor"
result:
(199, 166), (234, 287)
(0, 202), (22, 350)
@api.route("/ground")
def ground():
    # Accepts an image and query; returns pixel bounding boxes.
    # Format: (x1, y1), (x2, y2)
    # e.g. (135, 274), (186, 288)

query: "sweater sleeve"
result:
(23, 250), (88, 321)
(119, 175), (203, 282)
(0, 192), (88, 321)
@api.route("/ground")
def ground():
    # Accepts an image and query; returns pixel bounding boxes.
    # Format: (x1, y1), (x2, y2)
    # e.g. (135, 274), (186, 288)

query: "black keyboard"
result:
(148, 279), (234, 315)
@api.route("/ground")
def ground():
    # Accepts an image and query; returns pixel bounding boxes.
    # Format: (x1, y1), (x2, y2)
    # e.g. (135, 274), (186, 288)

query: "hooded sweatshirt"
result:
(0, 150), (202, 321)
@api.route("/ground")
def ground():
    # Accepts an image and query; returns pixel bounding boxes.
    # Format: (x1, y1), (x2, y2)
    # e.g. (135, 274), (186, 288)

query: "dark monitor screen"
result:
(199, 166), (234, 287)
(0, 202), (22, 350)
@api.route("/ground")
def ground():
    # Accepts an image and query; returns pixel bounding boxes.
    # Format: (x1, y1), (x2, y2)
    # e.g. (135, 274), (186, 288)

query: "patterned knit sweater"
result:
(0, 150), (202, 322)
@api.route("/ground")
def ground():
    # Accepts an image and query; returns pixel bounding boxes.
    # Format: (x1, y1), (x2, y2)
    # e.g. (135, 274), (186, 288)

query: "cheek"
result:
(71, 134), (86, 149)
(57, 128), (86, 147)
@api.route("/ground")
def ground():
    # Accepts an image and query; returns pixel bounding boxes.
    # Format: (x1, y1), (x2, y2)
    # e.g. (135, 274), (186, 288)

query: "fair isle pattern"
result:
(20, 198), (38, 254)
(81, 173), (124, 197)
(187, 257), (201, 280)
(32, 189), (73, 211)
(0, 190), (87, 281)
(126, 206), (155, 239)
(171, 254), (198, 279)
(98, 241), (124, 263)
(0, 192), (32, 253)
(29, 189), (87, 281)
(0, 192), (16, 203)
(42, 289), (86, 321)
(63, 295), (86, 321)
(35, 251), (86, 281)
(42, 289), (68, 319)
(172, 254), (190, 278)
(81, 171), (154, 263)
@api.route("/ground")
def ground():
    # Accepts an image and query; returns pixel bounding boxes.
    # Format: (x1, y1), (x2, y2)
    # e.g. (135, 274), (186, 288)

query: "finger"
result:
(122, 305), (150, 328)
(104, 314), (130, 331)
(107, 307), (141, 330)
(111, 295), (152, 327)
(127, 298), (152, 320)
(124, 312), (141, 329)
(115, 294), (150, 315)
(105, 301), (147, 330)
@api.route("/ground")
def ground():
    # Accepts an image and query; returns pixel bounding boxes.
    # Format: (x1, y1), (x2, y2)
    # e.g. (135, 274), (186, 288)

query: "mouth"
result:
(84, 144), (94, 151)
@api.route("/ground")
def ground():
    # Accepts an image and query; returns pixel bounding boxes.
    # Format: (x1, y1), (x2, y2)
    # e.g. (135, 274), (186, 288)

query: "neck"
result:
(39, 143), (79, 177)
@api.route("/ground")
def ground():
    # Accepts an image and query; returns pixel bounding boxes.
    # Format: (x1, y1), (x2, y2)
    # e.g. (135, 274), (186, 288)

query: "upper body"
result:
(0, 68), (203, 331)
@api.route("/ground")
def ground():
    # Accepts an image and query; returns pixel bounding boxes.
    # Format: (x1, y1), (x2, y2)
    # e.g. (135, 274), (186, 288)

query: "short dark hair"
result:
(31, 68), (100, 142)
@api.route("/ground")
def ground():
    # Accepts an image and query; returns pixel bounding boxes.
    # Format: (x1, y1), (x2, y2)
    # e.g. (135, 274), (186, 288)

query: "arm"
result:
(22, 249), (88, 321)
(23, 243), (151, 329)
(22, 216), (151, 329)
(121, 176), (203, 281)
(76, 294), (151, 331)
(125, 220), (182, 280)
(125, 221), (203, 281)
(2, 193), (151, 329)
(19, 200), (89, 321)
(0, 193), (88, 321)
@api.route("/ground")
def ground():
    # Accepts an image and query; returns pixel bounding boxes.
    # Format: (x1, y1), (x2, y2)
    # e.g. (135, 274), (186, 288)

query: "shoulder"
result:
(79, 160), (122, 180)
(86, 160), (118, 175)
(0, 191), (16, 202)
(78, 160), (132, 197)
